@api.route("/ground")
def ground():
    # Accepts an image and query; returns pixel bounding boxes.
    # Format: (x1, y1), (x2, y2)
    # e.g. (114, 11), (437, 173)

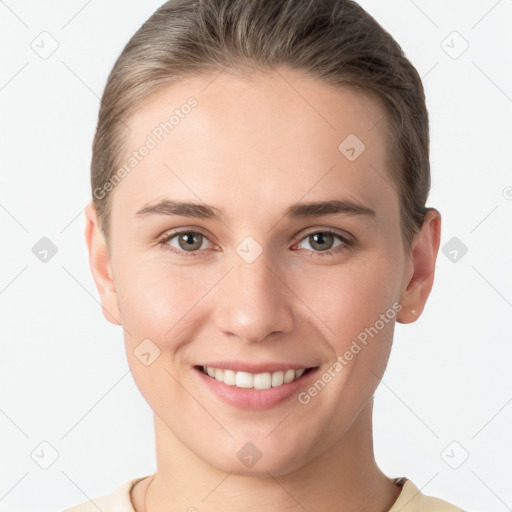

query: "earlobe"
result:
(396, 208), (442, 324)
(84, 202), (122, 326)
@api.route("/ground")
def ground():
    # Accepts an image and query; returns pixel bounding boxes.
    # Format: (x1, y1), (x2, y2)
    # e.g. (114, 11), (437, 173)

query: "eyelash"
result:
(158, 228), (354, 258)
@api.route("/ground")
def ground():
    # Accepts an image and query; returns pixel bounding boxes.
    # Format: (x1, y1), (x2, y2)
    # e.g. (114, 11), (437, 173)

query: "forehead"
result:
(111, 67), (398, 225)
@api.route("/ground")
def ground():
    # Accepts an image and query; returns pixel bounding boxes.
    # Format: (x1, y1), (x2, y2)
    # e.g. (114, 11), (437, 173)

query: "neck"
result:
(134, 399), (401, 512)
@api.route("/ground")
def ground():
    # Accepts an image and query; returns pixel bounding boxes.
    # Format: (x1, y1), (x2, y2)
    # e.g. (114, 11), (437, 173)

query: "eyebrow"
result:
(135, 198), (376, 222)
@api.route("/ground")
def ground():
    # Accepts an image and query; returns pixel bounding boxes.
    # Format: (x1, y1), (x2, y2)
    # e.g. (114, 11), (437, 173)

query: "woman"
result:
(65, 0), (466, 510)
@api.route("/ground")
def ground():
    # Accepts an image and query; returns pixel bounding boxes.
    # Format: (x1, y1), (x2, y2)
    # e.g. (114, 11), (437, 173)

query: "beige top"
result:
(63, 476), (467, 511)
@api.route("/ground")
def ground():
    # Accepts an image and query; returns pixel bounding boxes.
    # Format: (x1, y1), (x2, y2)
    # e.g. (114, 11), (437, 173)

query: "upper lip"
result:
(196, 361), (317, 373)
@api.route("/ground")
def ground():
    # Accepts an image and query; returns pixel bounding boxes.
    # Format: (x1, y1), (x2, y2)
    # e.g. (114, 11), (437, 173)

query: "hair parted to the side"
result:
(91, 0), (430, 251)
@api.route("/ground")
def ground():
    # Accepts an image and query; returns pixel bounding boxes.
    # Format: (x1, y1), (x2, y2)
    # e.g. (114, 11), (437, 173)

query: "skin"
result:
(85, 66), (441, 512)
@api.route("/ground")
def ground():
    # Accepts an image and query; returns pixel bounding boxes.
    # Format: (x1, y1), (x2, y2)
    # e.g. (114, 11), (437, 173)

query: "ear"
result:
(396, 208), (441, 324)
(84, 202), (122, 326)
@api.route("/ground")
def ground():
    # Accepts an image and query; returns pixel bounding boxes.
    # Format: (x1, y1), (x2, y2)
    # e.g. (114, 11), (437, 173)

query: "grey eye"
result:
(167, 232), (209, 252)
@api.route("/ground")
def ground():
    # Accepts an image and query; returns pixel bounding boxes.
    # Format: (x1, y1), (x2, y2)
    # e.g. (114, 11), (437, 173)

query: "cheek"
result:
(115, 261), (197, 330)
(115, 267), (195, 407)
(114, 260), (220, 373)
(294, 253), (401, 340)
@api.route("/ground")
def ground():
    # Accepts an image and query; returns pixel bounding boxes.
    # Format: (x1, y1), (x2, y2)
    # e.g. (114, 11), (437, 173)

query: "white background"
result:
(0, 1), (511, 510)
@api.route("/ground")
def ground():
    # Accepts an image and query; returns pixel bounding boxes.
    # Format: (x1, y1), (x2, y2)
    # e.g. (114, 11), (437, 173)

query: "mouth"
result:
(194, 365), (316, 389)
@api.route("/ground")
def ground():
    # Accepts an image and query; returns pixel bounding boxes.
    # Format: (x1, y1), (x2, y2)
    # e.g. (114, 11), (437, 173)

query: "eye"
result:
(160, 230), (214, 256)
(159, 228), (354, 257)
(294, 229), (353, 256)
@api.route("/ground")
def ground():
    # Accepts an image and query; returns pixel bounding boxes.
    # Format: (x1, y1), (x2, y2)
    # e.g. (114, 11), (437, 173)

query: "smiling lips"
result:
(200, 365), (312, 389)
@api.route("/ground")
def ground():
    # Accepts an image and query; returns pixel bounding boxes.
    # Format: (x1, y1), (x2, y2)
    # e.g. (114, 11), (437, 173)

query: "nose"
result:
(212, 250), (295, 344)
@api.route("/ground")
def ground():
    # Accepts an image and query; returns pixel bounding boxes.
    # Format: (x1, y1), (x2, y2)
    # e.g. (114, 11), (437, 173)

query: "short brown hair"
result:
(91, 0), (430, 250)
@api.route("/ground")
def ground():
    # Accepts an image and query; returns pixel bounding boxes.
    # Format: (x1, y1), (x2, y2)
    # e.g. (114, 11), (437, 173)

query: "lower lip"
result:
(194, 367), (318, 410)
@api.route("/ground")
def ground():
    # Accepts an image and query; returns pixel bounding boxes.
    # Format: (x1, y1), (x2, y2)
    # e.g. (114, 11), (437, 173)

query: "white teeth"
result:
(271, 371), (284, 387)
(253, 372), (272, 390)
(202, 366), (308, 389)
(283, 369), (295, 383)
(235, 371), (253, 388)
(223, 369), (236, 386)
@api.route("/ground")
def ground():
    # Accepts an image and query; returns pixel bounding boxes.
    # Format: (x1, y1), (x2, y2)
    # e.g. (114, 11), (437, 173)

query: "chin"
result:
(197, 440), (311, 478)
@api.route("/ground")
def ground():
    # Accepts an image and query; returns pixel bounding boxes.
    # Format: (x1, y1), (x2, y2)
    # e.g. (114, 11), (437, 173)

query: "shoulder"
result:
(389, 478), (468, 512)
(62, 476), (148, 512)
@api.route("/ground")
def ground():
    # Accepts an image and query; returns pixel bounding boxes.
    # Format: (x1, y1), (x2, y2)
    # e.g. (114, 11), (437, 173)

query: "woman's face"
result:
(89, 67), (423, 476)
